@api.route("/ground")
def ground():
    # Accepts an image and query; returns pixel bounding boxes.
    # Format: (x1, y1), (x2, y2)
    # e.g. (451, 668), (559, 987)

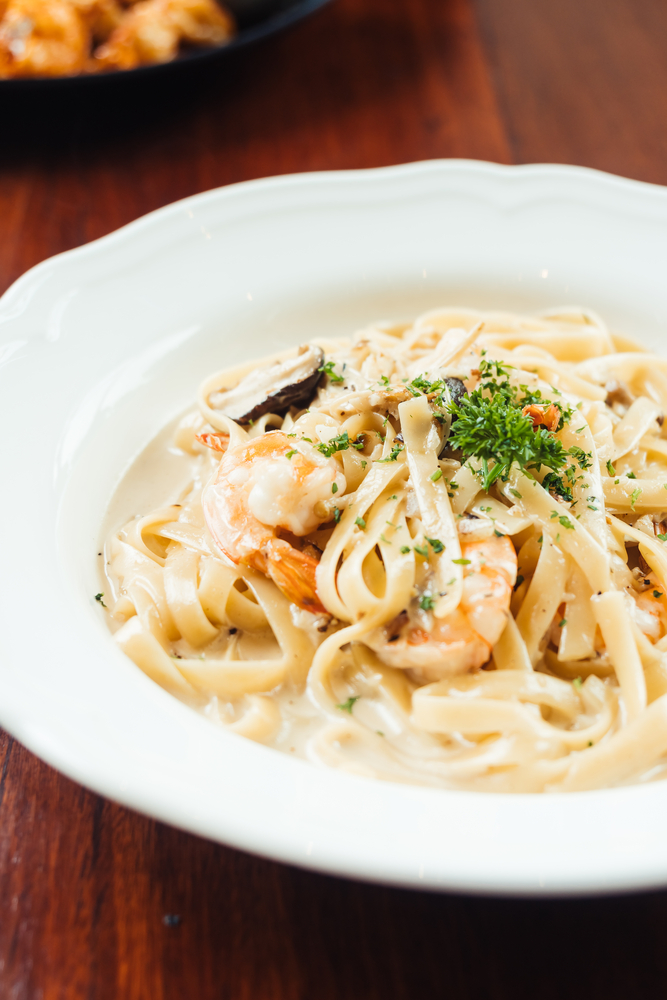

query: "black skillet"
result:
(0, 0), (333, 93)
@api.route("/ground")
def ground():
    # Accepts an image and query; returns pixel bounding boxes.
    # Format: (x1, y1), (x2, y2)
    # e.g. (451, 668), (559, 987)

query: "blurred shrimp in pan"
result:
(0, 0), (235, 77)
(0, 0), (89, 77)
(93, 0), (235, 70)
(202, 431), (346, 616)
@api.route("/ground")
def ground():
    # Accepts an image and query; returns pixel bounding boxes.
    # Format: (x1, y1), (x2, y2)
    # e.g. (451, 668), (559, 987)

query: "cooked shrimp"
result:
(196, 430), (229, 453)
(93, 0), (234, 70)
(522, 403), (561, 432)
(630, 573), (667, 641)
(0, 0), (88, 78)
(71, 0), (123, 42)
(202, 431), (345, 615)
(365, 535), (518, 681)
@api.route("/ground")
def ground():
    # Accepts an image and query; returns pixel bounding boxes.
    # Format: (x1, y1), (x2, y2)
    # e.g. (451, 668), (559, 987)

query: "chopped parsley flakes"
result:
(336, 696), (360, 714)
(377, 441), (404, 463)
(319, 359), (345, 383)
(550, 511), (575, 530)
(419, 592), (437, 611)
(95, 593), (107, 608)
(316, 431), (364, 458)
(542, 472), (574, 503)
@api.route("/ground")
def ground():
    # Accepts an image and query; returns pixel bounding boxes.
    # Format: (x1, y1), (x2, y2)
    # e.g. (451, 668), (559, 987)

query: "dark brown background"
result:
(3, 0), (667, 996)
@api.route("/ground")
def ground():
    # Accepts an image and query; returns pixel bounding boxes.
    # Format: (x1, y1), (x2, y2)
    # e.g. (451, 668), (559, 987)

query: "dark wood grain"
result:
(3, 0), (667, 995)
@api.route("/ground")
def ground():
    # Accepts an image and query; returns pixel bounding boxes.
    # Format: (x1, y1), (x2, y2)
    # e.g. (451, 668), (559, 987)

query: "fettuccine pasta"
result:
(101, 306), (667, 792)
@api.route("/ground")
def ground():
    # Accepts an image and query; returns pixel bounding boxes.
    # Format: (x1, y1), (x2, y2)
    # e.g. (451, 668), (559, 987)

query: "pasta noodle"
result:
(101, 306), (667, 792)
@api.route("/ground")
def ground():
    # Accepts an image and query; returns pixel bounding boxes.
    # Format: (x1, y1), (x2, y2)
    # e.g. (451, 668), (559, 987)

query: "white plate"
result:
(3, 160), (667, 897)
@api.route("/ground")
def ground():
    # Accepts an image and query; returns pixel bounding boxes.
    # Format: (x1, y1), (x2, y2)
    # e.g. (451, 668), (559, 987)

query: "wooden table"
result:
(3, 0), (667, 995)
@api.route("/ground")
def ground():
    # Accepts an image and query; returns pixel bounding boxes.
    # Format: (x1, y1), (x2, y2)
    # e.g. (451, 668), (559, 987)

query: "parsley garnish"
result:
(377, 441), (404, 463)
(654, 590), (664, 599)
(446, 359), (572, 491)
(319, 360), (344, 383)
(413, 543), (429, 557)
(419, 593), (437, 611)
(657, 533), (667, 542)
(452, 557), (471, 565)
(430, 469), (443, 482)
(316, 431), (364, 458)
(630, 487), (642, 510)
(542, 472), (574, 503)
(400, 545), (411, 554)
(425, 537), (445, 553)
(95, 593), (107, 608)
(626, 470), (637, 479)
(558, 618), (567, 628)
(355, 516), (366, 530)
(331, 482), (338, 493)
(573, 677), (582, 690)
(567, 446), (592, 470)
(336, 696), (360, 714)
(606, 460), (616, 477)
(286, 449), (297, 459)
(333, 508), (341, 523)
(550, 511), (574, 530)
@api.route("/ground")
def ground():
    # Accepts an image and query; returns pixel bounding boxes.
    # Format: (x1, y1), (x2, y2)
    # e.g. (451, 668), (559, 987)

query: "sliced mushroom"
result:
(435, 377), (466, 455)
(209, 344), (325, 424)
(442, 376), (467, 408)
(605, 378), (635, 414)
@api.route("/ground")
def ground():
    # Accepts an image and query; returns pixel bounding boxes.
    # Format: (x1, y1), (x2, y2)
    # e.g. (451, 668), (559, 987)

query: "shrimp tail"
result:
(196, 431), (229, 453)
(263, 539), (328, 616)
